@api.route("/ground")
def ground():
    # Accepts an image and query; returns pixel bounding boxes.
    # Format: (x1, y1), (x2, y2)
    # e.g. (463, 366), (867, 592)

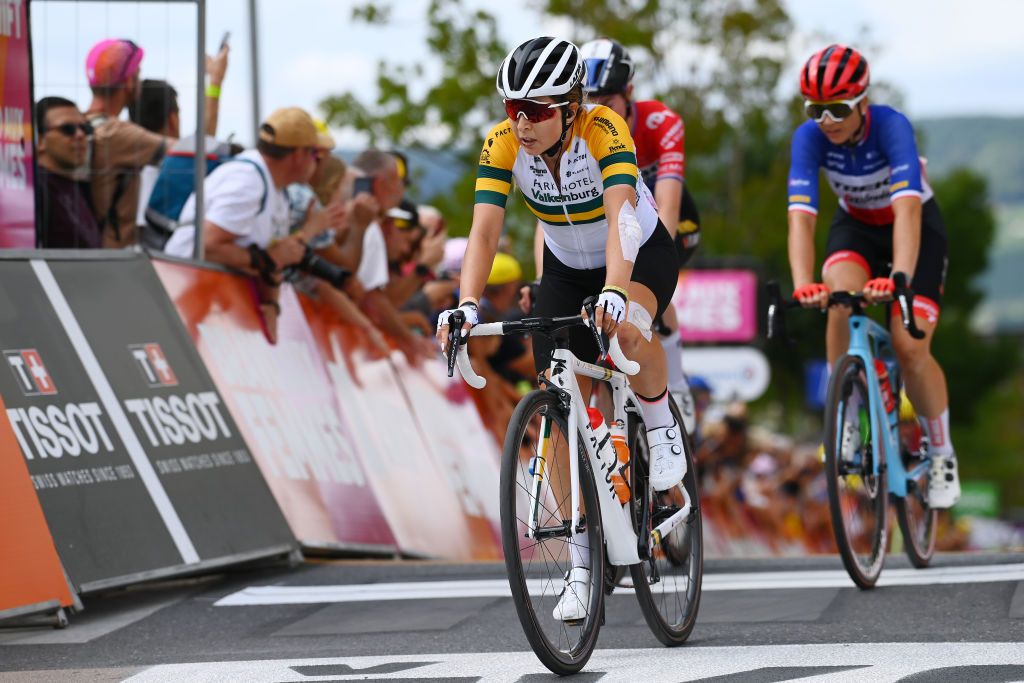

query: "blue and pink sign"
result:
(672, 269), (758, 343)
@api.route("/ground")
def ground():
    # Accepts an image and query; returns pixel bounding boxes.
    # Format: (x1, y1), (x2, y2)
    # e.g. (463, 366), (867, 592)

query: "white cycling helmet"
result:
(496, 36), (586, 100)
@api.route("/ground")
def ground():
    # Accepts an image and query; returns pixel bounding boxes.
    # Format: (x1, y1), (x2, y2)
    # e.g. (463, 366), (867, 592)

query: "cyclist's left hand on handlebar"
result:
(588, 287), (627, 336)
(435, 302), (479, 353)
(863, 276), (895, 303)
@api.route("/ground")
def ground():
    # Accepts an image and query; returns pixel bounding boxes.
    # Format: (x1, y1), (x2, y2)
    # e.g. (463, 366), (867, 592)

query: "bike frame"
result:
(456, 321), (692, 567)
(843, 313), (930, 498)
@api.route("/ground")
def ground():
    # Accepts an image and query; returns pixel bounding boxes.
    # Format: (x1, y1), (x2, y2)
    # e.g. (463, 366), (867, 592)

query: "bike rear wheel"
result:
(824, 354), (888, 589)
(629, 397), (703, 645)
(895, 418), (937, 567)
(500, 390), (605, 675)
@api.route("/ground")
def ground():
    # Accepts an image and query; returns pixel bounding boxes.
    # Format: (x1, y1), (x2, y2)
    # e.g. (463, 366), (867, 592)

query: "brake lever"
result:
(766, 281), (797, 345)
(892, 272), (925, 340)
(446, 309), (465, 378)
(581, 295), (607, 357)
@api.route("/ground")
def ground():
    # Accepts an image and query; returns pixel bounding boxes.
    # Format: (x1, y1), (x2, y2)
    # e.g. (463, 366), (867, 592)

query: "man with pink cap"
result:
(84, 38), (174, 248)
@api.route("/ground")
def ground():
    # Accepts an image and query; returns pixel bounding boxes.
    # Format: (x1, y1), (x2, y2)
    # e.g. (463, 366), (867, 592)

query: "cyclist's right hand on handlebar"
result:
(793, 282), (830, 309)
(436, 302), (479, 353)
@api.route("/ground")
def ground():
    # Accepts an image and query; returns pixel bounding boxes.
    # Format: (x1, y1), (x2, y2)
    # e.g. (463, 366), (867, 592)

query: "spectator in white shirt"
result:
(169, 107), (320, 342)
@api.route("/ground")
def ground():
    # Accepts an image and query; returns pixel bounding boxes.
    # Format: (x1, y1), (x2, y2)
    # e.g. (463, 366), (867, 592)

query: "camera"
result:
(297, 245), (351, 289)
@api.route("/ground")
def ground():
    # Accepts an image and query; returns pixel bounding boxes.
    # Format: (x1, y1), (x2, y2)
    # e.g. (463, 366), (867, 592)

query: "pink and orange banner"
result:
(154, 260), (502, 559)
(0, 0), (35, 248)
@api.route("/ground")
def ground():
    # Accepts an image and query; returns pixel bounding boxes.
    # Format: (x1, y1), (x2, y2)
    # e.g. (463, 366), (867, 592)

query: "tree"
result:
(321, 0), (541, 268)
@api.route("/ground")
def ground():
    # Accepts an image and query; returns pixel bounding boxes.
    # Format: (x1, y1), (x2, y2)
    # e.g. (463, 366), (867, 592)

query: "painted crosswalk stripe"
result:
(124, 643), (1024, 682)
(214, 562), (1024, 606)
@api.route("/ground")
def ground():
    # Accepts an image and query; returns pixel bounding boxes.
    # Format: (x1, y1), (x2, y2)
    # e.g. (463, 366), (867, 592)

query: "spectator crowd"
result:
(33, 36), (524, 374)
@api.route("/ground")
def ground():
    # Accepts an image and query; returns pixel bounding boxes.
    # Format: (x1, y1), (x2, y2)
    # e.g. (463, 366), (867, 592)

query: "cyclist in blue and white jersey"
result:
(787, 44), (959, 508)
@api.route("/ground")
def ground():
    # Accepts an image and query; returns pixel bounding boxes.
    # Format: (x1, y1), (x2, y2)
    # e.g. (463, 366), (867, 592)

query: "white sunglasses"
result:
(803, 92), (867, 123)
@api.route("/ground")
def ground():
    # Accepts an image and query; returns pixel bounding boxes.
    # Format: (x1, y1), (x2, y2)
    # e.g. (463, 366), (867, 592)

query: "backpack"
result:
(144, 135), (236, 242)
(160, 156), (270, 259)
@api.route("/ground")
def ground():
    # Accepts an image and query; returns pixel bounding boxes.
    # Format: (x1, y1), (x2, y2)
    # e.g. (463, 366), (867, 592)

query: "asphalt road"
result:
(2, 553), (1023, 682)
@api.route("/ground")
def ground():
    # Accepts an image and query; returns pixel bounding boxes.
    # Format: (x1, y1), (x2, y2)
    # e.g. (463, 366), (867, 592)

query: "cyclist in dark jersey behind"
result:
(525, 37), (703, 431)
(787, 44), (959, 508)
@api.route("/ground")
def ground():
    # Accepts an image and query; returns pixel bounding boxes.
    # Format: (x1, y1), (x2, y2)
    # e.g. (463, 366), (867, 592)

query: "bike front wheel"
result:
(824, 354), (888, 589)
(500, 390), (605, 675)
(629, 397), (703, 645)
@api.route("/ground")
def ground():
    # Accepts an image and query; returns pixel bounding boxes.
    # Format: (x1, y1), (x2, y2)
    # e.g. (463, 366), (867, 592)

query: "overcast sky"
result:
(30, 0), (1024, 147)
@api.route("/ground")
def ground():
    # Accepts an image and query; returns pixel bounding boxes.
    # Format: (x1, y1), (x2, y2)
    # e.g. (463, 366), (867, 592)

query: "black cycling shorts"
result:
(532, 223), (679, 371)
(675, 183), (701, 267)
(823, 199), (948, 319)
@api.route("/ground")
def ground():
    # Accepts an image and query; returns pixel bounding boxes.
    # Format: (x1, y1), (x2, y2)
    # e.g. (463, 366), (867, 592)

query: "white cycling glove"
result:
(596, 287), (628, 325)
(437, 301), (480, 338)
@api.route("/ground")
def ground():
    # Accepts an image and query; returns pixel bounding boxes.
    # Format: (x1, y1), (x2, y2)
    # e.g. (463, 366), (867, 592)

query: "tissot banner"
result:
(0, 255), (294, 591)
(46, 256), (295, 567)
(0, 259), (186, 587)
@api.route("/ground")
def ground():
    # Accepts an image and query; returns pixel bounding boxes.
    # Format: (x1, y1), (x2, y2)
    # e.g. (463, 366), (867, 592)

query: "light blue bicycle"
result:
(769, 272), (937, 588)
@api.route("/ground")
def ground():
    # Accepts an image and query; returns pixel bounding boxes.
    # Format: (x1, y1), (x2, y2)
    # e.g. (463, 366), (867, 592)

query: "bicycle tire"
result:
(500, 390), (605, 675)
(629, 397), (703, 645)
(824, 354), (888, 589)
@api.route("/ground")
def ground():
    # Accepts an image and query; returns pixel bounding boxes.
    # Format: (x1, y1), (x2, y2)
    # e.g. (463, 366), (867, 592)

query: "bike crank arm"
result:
(650, 485), (693, 547)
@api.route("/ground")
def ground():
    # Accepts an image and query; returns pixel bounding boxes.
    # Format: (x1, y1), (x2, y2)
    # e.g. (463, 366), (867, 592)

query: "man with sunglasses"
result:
(787, 44), (959, 508)
(84, 38), (174, 249)
(35, 97), (101, 248)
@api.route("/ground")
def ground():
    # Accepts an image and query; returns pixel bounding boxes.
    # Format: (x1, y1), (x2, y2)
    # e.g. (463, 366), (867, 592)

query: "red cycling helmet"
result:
(800, 44), (870, 101)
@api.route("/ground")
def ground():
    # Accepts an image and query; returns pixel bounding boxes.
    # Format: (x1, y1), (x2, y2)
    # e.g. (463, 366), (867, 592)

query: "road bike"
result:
(444, 302), (703, 674)
(767, 273), (937, 588)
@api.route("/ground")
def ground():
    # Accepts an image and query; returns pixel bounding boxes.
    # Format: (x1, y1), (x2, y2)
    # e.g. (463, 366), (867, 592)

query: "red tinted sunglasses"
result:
(503, 98), (569, 123)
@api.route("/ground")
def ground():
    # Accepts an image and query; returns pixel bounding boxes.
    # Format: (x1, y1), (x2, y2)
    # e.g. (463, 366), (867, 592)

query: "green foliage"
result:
(928, 170), (1020, 428)
(953, 369), (1024, 511)
(917, 117), (1024, 203)
(351, 2), (391, 24)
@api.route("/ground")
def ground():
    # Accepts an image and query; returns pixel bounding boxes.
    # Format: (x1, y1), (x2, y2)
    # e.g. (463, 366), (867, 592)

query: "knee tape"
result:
(626, 302), (654, 342)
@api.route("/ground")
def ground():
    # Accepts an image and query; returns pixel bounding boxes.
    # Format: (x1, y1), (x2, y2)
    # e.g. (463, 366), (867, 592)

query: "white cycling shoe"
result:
(928, 453), (961, 509)
(552, 566), (591, 622)
(648, 419), (687, 492)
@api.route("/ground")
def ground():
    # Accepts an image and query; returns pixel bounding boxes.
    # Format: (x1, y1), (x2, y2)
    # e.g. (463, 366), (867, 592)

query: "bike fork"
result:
(526, 416), (552, 538)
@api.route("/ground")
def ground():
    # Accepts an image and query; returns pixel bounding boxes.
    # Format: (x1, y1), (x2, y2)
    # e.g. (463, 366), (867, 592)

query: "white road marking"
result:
(214, 562), (1024, 606)
(124, 642), (1024, 682)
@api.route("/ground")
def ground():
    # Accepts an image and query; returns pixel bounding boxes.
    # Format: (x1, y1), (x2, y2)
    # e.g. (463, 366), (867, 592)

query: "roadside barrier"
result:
(154, 258), (503, 559)
(0, 252), (297, 593)
(0, 394), (78, 623)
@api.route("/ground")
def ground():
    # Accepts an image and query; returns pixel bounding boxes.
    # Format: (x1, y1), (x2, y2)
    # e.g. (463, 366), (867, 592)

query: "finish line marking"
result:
(124, 643), (1024, 682)
(214, 562), (1024, 606)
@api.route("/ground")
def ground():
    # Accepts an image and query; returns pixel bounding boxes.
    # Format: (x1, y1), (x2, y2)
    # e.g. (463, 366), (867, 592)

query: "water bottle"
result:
(608, 419), (631, 504)
(587, 407), (630, 505)
(874, 359), (895, 415)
